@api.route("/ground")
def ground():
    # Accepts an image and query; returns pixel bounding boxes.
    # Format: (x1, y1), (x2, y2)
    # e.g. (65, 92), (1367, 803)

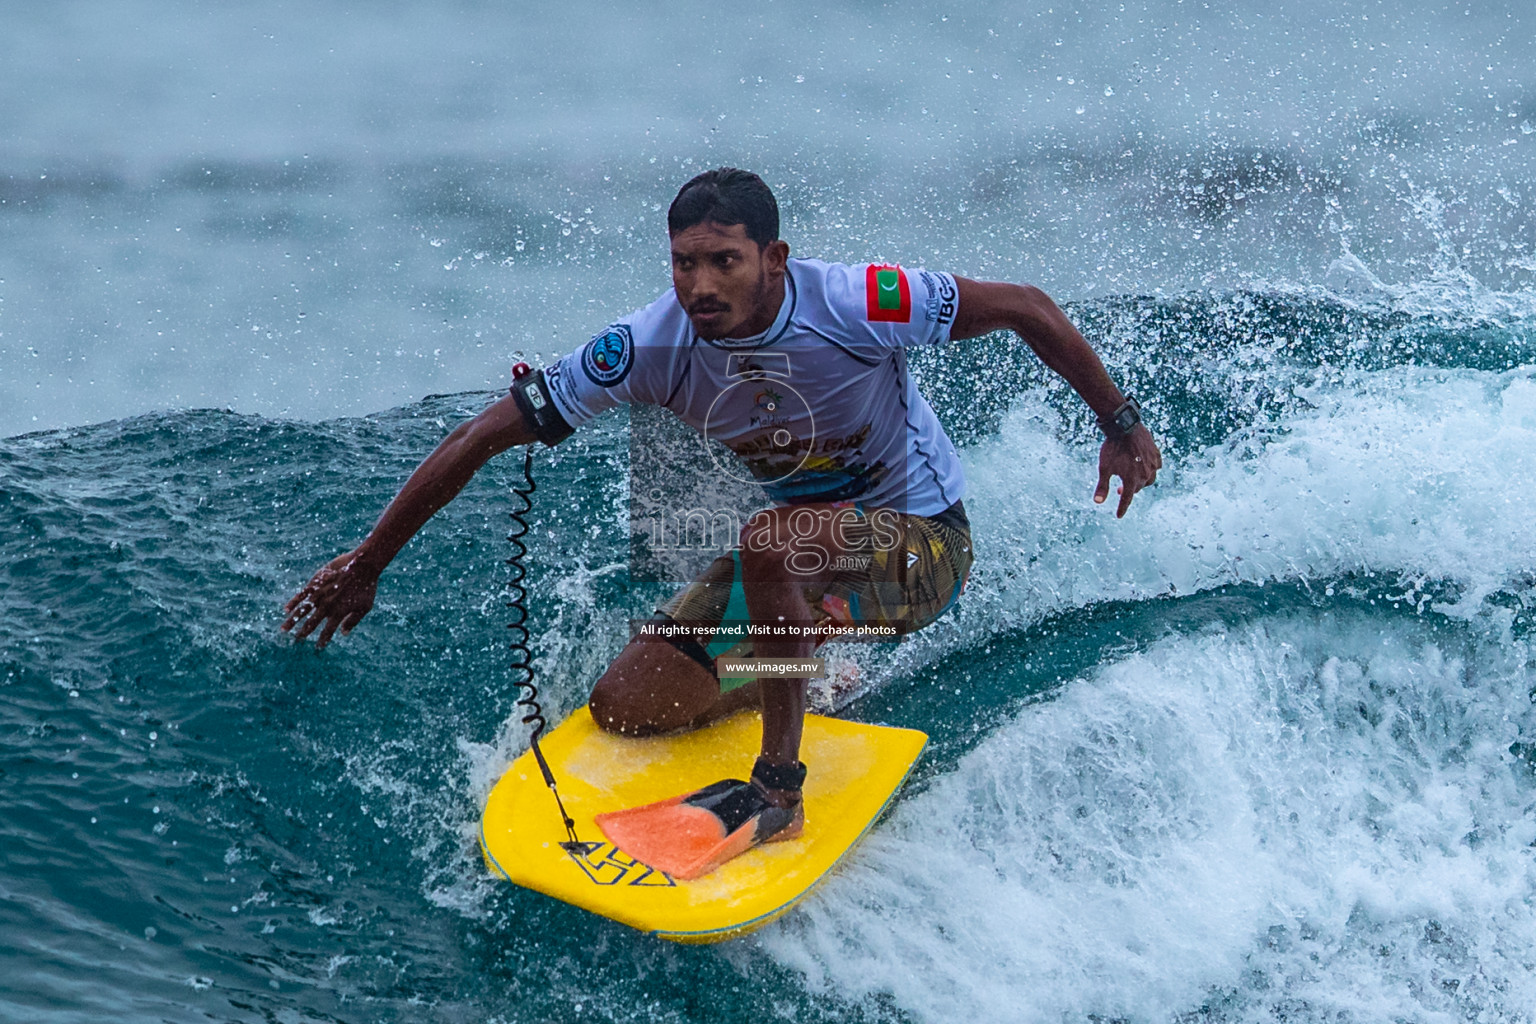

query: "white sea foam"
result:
(753, 364), (1536, 1018)
(1314, 253), (1536, 323)
(759, 618), (1536, 1022)
(886, 364), (1536, 676)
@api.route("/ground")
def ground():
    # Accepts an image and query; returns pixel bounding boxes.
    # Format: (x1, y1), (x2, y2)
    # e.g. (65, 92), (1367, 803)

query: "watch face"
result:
(1101, 400), (1139, 438)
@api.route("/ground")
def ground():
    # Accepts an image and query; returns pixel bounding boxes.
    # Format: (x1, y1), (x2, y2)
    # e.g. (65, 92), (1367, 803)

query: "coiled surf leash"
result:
(506, 364), (582, 850)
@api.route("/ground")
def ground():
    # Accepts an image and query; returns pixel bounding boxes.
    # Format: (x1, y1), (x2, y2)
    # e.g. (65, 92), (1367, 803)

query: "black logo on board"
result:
(563, 841), (676, 887)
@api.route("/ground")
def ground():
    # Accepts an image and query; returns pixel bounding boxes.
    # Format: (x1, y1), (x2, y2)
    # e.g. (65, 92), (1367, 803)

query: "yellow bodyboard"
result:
(479, 708), (926, 943)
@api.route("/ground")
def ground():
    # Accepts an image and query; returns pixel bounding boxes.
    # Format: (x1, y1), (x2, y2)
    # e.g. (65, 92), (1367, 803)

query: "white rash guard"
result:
(543, 257), (964, 516)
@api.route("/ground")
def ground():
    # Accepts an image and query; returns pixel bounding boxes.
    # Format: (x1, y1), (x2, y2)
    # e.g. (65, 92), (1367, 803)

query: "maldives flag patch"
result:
(865, 264), (912, 323)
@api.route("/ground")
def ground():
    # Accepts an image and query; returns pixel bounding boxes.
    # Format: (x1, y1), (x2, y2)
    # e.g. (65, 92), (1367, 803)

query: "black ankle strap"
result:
(751, 757), (807, 792)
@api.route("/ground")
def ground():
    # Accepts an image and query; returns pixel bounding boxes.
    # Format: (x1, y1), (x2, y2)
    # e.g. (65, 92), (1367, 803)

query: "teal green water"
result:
(8, 0), (1536, 1016)
(8, 292), (1536, 1021)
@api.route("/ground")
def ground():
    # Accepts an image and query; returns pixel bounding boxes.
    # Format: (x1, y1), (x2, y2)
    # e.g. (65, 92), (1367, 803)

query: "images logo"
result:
(702, 356), (814, 487)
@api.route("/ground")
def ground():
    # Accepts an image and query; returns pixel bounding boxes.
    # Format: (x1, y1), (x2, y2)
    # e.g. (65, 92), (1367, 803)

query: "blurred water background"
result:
(5, 1), (1536, 1021)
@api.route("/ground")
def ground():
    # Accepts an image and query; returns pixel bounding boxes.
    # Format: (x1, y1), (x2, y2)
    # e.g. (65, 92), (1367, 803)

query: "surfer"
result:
(284, 167), (1161, 866)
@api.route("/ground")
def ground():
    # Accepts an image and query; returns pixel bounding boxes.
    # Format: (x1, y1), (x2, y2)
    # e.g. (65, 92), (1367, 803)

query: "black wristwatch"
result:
(1099, 397), (1142, 440)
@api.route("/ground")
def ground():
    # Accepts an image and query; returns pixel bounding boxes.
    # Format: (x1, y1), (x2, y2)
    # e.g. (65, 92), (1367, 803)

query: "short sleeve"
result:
(907, 268), (959, 345)
(543, 323), (636, 429)
(821, 262), (959, 350)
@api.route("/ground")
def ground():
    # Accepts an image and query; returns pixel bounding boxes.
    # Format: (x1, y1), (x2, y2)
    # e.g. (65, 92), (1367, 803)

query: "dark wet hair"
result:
(667, 167), (780, 247)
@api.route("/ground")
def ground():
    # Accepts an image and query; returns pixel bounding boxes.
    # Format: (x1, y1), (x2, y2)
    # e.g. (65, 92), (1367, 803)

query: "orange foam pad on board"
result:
(595, 793), (759, 881)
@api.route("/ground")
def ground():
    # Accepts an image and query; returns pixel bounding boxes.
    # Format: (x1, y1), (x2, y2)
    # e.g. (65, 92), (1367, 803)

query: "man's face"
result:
(670, 221), (788, 340)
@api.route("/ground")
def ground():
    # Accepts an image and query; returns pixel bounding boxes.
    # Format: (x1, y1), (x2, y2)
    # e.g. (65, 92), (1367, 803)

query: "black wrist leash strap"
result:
(507, 446), (582, 849)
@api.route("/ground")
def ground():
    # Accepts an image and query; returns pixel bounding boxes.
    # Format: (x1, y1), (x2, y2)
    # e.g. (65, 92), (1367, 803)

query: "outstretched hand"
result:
(1094, 425), (1162, 518)
(282, 550), (378, 649)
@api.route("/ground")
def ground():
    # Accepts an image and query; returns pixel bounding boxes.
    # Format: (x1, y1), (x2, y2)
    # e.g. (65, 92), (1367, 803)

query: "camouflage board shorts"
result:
(652, 500), (973, 692)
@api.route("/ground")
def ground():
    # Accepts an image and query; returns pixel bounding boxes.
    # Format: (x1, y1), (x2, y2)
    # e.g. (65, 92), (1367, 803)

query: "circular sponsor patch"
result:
(581, 325), (633, 387)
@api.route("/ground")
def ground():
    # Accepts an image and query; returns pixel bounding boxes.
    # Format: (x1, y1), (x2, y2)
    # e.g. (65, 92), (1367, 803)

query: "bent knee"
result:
(587, 674), (641, 735)
(587, 671), (682, 737)
(587, 643), (723, 736)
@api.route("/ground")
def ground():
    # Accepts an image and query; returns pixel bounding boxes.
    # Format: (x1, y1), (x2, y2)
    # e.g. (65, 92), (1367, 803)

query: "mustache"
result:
(688, 300), (730, 316)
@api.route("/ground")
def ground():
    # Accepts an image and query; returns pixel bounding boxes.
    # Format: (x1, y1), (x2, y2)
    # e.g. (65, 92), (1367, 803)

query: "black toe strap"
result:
(682, 779), (766, 833)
